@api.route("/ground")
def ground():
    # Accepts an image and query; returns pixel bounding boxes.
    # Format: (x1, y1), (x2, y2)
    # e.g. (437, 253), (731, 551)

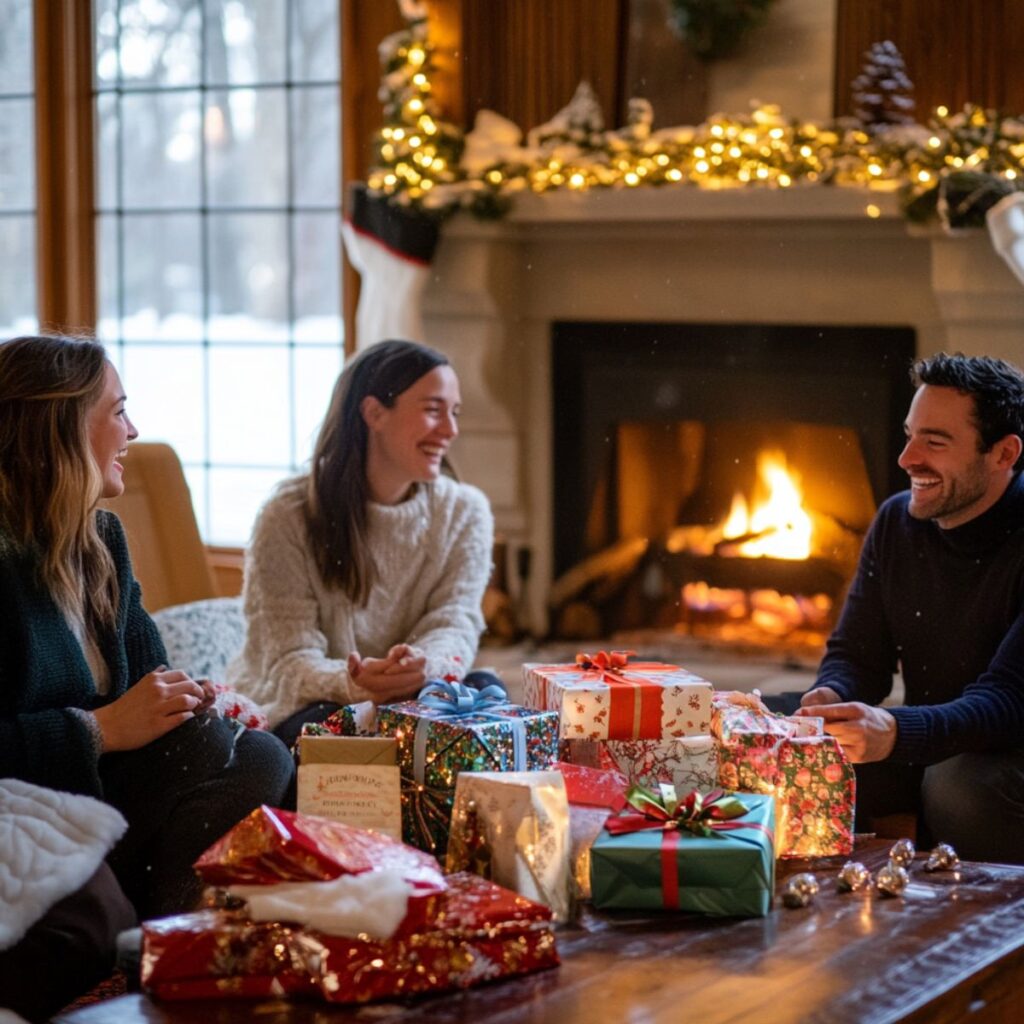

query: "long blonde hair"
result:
(0, 335), (119, 631)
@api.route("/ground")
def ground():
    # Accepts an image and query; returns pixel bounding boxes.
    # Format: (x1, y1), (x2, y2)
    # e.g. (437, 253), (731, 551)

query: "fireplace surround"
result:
(420, 187), (1024, 633)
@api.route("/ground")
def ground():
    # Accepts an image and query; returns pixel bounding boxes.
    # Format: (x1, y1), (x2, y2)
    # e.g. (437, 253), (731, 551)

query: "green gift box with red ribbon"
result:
(589, 787), (775, 917)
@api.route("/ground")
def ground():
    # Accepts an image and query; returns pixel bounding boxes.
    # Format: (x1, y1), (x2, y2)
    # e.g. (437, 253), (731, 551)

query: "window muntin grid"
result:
(94, 0), (343, 545)
(0, 0), (38, 337)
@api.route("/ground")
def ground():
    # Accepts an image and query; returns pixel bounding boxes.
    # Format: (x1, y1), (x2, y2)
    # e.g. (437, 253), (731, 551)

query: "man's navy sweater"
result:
(0, 511), (166, 798)
(815, 471), (1024, 764)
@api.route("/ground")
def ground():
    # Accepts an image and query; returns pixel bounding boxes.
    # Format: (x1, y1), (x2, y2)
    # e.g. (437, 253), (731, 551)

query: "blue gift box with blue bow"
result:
(376, 681), (560, 856)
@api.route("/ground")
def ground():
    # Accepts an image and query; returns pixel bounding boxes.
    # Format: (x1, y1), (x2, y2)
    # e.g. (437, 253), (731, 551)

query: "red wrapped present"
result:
(142, 873), (559, 1003)
(712, 692), (854, 858)
(140, 910), (315, 1000)
(555, 761), (627, 811)
(553, 761), (628, 901)
(193, 804), (445, 893)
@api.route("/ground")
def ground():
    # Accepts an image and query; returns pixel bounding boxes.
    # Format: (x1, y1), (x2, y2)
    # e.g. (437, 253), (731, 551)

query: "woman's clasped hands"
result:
(347, 643), (426, 702)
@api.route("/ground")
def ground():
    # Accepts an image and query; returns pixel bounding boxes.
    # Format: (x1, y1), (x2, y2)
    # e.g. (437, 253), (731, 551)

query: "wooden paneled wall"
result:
(834, 0), (1024, 118)
(445, 0), (630, 133)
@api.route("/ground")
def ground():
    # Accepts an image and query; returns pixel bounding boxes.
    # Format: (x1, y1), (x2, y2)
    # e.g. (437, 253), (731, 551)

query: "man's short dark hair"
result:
(912, 352), (1024, 469)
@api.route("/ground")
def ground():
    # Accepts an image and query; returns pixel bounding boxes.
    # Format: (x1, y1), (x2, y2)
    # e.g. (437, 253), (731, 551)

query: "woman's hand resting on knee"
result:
(92, 668), (210, 752)
(347, 644), (427, 703)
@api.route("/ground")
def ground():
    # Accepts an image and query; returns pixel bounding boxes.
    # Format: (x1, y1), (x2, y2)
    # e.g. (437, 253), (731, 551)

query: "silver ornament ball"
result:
(836, 860), (872, 892)
(924, 842), (960, 872)
(781, 872), (820, 908)
(888, 837), (916, 868)
(876, 862), (910, 897)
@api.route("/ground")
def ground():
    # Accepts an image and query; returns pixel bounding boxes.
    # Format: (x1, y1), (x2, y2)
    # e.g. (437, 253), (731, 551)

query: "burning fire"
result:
(669, 450), (834, 647)
(682, 582), (832, 635)
(721, 451), (811, 560)
(667, 450), (814, 560)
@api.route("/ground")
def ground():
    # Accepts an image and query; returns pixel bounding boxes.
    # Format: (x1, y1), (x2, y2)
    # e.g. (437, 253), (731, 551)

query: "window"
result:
(0, 0), (38, 335)
(87, 0), (342, 544)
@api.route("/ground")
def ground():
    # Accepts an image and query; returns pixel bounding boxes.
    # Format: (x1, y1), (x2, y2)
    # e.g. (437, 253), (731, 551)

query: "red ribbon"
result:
(661, 830), (681, 909)
(539, 650), (674, 740)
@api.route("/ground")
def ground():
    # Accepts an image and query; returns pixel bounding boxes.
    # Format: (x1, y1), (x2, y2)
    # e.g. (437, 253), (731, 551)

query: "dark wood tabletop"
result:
(57, 839), (1024, 1024)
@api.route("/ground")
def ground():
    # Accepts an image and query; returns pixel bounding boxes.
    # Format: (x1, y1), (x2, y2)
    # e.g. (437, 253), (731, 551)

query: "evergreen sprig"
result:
(667, 0), (779, 60)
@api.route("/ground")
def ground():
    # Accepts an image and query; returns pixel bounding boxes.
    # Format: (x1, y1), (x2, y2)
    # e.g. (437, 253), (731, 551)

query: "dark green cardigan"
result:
(0, 510), (166, 797)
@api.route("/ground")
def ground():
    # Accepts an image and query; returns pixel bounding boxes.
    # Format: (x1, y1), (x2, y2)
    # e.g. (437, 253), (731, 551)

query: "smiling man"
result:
(797, 353), (1024, 863)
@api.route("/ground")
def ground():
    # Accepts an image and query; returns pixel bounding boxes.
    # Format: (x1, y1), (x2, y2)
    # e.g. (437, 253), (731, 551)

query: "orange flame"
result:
(723, 451), (812, 560)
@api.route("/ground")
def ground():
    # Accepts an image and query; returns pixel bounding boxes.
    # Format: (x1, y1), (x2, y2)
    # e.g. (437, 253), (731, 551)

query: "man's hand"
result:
(798, 686), (842, 709)
(811, 702), (897, 763)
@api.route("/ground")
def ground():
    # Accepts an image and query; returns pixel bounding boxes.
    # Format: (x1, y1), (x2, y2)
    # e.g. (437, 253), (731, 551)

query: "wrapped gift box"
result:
(142, 873), (560, 1003)
(768, 734), (855, 859)
(713, 693), (854, 859)
(376, 683), (560, 857)
(192, 805), (446, 916)
(590, 789), (775, 917)
(556, 761), (627, 812)
(446, 770), (572, 922)
(140, 910), (315, 1000)
(565, 735), (719, 793)
(523, 651), (712, 742)
(555, 762), (627, 902)
(299, 700), (377, 738)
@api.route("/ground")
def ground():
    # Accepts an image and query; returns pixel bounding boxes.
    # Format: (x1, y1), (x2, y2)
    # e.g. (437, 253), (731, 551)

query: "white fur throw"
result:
(0, 779), (127, 951)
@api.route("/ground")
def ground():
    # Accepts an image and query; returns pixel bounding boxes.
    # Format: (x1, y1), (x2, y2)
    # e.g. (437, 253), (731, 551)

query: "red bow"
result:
(605, 785), (753, 838)
(575, 650), (636, 671)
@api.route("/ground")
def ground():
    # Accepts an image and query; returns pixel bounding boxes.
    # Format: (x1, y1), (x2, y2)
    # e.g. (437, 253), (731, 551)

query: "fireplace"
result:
(547, 320), (915, 647)
(420, 188), (1024, 637)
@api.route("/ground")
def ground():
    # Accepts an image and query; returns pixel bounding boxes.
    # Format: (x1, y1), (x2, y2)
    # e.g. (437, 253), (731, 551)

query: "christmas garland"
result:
(367, 4), (1024, 231)
(668, 0), (779, 61)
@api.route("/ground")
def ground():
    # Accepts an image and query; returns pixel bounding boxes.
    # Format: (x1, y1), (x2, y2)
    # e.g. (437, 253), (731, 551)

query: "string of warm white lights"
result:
(367, 7), (1024, 226)
(368, 4), (462, 204)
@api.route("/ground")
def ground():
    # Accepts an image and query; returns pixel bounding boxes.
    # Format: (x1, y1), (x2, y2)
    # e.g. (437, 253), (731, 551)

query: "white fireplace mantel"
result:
(420, 187), (1024, 632)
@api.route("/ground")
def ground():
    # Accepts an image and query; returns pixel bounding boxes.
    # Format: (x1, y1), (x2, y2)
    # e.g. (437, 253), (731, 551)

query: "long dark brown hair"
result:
(0, 335), (120, 631)
(305, 338), (450, 604)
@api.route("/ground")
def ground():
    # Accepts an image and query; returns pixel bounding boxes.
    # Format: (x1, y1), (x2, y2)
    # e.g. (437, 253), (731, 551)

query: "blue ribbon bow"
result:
(411, 679), (526, 783)
(416, 679), (509, 713)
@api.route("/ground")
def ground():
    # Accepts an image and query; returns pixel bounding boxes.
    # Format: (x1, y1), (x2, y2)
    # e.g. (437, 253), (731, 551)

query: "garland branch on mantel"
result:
(367, 1), (1024, 231)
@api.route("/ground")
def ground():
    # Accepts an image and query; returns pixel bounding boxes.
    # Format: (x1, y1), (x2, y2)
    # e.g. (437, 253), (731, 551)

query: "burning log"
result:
(548, 537), (649, 610)
(665, 551), (848, 600)
(714, 527), (779, 557)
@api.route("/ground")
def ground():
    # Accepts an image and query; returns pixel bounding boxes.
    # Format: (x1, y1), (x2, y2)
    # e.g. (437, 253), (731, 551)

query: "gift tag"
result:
(297, 737), (402, 839)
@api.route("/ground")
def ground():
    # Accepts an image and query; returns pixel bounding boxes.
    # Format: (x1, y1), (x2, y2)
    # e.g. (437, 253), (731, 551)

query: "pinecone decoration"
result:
(851, 40), (915, 129)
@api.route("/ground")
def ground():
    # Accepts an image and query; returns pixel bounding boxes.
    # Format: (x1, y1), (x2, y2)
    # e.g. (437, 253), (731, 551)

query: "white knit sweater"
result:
(226, 475), (494, 727)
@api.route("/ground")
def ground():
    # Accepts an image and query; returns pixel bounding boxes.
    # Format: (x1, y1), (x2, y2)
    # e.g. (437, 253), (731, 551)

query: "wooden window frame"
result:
(32, 0), (359, 348)
(33, 0), (96, 335)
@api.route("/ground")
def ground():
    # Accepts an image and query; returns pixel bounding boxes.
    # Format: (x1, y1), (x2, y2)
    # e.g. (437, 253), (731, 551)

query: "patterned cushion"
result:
(151, 597), (246, 682)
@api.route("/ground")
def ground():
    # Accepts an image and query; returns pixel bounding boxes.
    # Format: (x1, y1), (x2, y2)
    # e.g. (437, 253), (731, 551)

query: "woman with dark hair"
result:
(0, 335), (294, 923)
(227, 338), (495, 746)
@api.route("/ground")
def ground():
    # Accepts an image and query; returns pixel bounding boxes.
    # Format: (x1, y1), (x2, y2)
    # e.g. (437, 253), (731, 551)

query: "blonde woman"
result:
(0, 335), (294, 921)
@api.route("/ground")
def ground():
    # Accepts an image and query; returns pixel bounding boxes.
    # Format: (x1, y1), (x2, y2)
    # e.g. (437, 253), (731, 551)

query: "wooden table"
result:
(57, 840), (1024, 1024)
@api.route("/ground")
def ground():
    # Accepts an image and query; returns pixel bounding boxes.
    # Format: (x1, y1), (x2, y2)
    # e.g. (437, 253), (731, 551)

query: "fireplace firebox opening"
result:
(550, 321), (917, 652)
